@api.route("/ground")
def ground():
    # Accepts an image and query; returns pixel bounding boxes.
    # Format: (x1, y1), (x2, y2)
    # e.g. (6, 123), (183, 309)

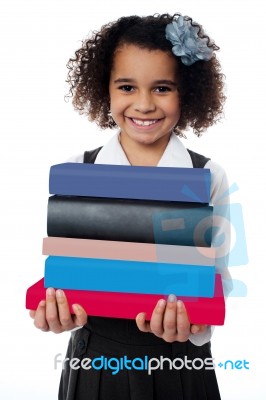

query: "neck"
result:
(119, 132), (171, 166)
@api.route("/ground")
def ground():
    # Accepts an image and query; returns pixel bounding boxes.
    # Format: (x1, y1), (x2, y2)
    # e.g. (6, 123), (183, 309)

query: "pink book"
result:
(26, 274), (225, 325)
(42, 237), (215, 265)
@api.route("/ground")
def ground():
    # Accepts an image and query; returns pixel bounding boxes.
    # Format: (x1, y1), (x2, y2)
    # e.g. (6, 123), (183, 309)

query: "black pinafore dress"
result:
(58, 148), (221, 400)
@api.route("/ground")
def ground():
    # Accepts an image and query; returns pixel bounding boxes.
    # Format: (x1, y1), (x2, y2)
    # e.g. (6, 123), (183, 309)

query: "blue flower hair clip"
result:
(165, 16), (214, 66)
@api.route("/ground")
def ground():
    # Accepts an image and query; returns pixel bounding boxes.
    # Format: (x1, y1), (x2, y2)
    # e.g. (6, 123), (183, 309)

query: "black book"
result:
(47, 196), (213, 247)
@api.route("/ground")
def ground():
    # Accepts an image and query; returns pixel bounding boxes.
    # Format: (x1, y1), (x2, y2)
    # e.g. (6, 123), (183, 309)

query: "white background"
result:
(0, 0), (265, 398)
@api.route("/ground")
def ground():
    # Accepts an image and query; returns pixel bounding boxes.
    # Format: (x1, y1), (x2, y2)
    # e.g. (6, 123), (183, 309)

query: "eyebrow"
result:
(113, 78), (178, 86)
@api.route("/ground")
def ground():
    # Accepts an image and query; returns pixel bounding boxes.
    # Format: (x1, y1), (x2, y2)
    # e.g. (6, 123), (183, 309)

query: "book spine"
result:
(49, 163), (211, 203)
(26, 274), (225, 325)
(44, 256), (215, 297)
(47, 196), (213, 247)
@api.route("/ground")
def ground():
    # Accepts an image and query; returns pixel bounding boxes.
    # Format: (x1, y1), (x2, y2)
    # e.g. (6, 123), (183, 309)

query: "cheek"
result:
(110, 96), (125, 117)
(167, 97), (181, 120)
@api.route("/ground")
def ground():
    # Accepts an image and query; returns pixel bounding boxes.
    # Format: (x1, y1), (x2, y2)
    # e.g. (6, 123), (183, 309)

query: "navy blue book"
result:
(47, 196), (213, 247)
(44, 256), (215, 297)
(49, 163), (211, 203)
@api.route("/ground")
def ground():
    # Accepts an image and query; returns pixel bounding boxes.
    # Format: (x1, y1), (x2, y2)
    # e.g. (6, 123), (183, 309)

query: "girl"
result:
(30, 13), (231, 400)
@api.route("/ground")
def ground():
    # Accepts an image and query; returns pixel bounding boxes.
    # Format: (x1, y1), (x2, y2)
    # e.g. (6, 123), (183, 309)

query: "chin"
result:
(136, 137), (159, 145)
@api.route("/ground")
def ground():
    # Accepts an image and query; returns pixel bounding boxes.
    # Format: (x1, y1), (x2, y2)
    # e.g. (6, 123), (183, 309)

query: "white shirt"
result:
(69, 131), (232, 346)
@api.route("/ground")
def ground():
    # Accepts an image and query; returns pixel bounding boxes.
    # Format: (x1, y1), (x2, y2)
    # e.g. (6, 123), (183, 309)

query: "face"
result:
(109, 44), (181, 147)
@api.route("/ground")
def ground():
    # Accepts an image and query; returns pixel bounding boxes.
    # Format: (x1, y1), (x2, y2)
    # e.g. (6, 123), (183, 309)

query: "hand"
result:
(136, 295), (207, 343)
(29, 287), (87, 334)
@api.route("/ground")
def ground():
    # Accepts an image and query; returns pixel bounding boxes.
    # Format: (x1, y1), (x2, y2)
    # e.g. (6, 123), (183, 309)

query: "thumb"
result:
(72, 304), (88, 327)
(29, 310), (36, 319)
(190, 324), (208, 334)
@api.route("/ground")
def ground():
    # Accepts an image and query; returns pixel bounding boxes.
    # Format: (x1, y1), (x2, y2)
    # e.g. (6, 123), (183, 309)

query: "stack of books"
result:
(26, 163), (225, 324)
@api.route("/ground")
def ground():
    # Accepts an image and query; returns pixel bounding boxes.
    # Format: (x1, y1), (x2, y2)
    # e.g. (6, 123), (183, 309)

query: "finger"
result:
(176, 300), (190, 342)
(135, 312), (152, 333)
(45, 288), (62, 333)
(162, 294), (178, 341)
(149, 299), (167, 337)
(33, 300), (49, 331)
(190, 324), (208, 334)
(56, 290), (76, 330)
(29, 310), (36, 319)
(72, 304), (88, 327)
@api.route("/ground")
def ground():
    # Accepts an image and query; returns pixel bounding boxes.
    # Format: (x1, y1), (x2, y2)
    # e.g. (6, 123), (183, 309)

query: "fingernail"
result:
(47, 288), (54, 296)
(56, 289), (64, 298)
(192, 327), (200, 334)
(177, 300), (183, 309)
(39, 300), (46, 307)
(72, 304), (81, 313)
(157, 299), (166, 307)
(167, 294), (177, 303)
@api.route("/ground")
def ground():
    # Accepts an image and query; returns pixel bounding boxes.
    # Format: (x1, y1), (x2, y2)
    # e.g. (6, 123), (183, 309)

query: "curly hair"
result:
(65, 13), (226, 136)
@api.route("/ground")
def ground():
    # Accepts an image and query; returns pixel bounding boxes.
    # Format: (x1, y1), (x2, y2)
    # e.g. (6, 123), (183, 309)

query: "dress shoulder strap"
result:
(83, 146), (103, 164)
(83, 146), (210, 168)
(187, 148), (210, 168)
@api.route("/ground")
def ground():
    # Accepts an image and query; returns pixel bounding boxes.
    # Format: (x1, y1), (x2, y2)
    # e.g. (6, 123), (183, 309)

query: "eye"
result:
(154, 86), (172, 93)
(118, 85), (134, 92)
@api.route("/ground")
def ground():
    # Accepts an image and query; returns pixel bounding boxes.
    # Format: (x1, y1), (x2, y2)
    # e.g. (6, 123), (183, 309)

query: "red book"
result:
(26, 274), (225, 325)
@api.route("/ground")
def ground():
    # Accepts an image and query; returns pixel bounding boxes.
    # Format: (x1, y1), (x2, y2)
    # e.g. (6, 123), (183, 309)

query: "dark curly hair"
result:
(65, 13), (226, 136)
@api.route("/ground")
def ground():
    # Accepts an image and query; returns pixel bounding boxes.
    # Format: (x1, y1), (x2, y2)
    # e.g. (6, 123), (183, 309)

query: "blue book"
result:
(44, 256), (215, 297)
(49, 163), (211, 203)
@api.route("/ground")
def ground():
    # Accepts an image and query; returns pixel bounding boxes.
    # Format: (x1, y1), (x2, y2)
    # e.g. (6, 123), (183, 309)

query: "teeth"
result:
(132, 119), (158, 126)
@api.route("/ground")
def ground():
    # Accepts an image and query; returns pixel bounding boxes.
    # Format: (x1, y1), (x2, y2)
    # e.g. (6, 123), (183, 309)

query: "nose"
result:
(134, 91), (156, 113)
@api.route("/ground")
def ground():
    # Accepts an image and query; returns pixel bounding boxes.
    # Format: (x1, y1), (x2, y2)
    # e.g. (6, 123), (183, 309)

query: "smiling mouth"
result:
(130, 118), (161, 126)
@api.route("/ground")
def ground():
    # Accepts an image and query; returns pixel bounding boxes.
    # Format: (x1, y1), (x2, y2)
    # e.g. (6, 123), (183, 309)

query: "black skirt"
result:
(58, 317), (221, 400)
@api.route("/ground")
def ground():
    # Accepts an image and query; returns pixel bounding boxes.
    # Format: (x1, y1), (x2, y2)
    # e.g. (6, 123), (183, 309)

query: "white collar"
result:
(95, 131), (193, 168)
